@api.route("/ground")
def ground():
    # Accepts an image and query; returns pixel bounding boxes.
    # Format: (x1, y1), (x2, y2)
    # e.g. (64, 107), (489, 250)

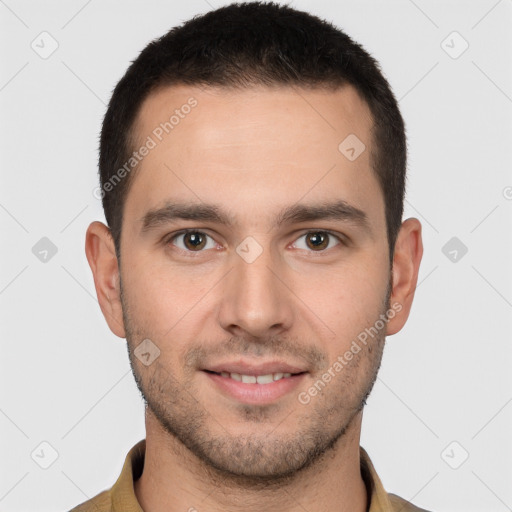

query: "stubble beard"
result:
(121, 278), (390, 485)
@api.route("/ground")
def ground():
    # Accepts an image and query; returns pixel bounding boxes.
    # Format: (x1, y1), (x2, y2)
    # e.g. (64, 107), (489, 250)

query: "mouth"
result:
(201, 362), (308, 404)
(204, 370), (302, 384)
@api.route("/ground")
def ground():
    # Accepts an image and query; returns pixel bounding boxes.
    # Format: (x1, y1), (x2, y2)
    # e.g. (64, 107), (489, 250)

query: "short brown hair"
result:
(99, 1), (407, 263)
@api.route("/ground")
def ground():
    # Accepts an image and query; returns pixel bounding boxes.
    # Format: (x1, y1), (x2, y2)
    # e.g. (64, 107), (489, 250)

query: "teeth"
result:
(218, 371), (296, 384)
(256, 374), (274, 384)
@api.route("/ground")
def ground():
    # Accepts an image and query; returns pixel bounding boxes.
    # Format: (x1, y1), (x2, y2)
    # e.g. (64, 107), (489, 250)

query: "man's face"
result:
(118, 84), (392, 478)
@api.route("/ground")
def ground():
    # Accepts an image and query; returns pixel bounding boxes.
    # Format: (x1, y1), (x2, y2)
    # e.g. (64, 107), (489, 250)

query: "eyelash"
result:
(164, 229), (346, 255)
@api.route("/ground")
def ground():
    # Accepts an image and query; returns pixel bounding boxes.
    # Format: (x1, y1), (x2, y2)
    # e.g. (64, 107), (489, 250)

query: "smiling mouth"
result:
(204, 370), (305, 384)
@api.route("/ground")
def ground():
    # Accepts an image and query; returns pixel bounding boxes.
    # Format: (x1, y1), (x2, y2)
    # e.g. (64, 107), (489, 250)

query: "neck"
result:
(135, 410), (367, 512)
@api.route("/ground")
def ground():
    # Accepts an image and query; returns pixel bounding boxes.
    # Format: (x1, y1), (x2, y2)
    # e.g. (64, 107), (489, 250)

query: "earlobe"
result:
(386, 218), (423, 336)
(85, 221), (126, 338)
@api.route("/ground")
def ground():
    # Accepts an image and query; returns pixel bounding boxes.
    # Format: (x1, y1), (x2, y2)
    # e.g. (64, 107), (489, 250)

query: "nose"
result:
(217, 241), (295, 339)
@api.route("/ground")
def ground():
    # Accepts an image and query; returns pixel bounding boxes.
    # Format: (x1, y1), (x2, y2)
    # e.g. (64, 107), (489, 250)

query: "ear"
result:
(386, 217), (423, 336)
(85, 221), (126, 338)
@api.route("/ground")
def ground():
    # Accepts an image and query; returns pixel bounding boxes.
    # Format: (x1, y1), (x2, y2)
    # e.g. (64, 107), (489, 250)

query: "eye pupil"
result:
(306, 232), (328, 250)
(184, 232), (206, 250)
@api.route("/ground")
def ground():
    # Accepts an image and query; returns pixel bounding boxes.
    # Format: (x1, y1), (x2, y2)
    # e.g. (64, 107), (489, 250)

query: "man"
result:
(76, 2), (426, 511)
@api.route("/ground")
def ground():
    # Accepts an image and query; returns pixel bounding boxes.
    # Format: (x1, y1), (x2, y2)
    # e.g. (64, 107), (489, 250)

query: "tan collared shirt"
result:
(70, 439), (430, 512)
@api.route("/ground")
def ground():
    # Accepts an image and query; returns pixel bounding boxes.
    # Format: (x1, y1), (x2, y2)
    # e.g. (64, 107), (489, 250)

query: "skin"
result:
(85, 84), (423, 512)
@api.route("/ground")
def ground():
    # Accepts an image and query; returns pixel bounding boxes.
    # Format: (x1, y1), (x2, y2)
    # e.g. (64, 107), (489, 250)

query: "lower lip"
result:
(203, 371), (306, 404)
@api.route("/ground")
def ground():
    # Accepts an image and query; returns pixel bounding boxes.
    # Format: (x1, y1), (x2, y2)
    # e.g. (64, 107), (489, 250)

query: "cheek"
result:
(294, 259), (389, 350)
(121, 254), (217, 354)
(121, 255), (180, 333)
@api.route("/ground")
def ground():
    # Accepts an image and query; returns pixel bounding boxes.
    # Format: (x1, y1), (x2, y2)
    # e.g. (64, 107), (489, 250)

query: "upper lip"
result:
(203, 360), (307, 376)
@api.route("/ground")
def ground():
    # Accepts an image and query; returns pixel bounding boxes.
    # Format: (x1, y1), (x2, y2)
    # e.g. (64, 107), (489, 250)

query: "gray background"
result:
(1, 0), (511, 511)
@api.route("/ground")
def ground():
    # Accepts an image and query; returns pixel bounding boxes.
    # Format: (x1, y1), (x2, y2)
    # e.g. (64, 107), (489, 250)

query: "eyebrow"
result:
(140, 199), (371, 234)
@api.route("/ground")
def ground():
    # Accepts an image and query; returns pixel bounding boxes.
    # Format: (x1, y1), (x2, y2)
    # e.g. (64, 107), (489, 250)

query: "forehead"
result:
(125, 83), (384, 235)
(133, 83), (373, 159)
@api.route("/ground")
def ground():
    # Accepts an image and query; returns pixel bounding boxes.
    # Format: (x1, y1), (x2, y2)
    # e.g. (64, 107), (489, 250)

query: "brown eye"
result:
(293, 231), (341, 252)
(170, 231), (216, 252)
(306, 232), (329, 250)
(183, 232), (206, 250)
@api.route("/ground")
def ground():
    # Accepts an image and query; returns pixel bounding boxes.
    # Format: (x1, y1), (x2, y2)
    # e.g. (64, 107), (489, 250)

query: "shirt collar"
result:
(360, 445), (395, 512)
(110, 439), (145, 512)
(110, 439), (394, 512)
